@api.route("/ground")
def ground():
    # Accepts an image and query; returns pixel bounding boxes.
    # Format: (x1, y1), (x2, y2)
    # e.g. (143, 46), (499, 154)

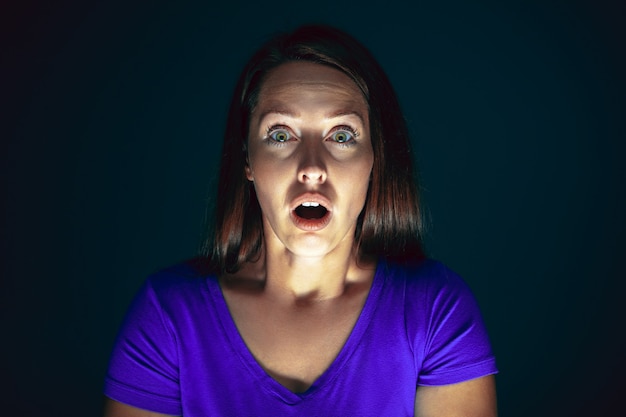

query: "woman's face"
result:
(246, 61), (373, 259)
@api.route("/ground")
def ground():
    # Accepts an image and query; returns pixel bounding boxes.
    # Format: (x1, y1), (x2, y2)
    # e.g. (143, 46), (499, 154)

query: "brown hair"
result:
(207, 25), (424, 273)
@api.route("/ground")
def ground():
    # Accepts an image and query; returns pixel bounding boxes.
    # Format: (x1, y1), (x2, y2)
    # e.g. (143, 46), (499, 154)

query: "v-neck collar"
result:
(206, 260), (386, 405)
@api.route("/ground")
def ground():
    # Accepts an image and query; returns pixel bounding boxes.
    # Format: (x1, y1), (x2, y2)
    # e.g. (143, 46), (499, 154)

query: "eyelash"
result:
(264, 125), (359, 148)
(329, 125), (359, 148)
(265, 125), (291, 147)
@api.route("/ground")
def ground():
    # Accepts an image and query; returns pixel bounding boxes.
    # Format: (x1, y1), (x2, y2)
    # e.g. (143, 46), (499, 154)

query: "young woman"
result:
(104, 25), (498, 416)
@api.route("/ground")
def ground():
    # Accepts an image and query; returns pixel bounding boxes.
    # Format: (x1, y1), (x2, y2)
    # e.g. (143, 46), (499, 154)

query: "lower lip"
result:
(290, 210), (332, 231)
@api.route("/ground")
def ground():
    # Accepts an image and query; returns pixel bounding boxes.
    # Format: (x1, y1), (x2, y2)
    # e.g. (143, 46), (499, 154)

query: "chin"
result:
(285, 233), (351, 259)
(289, 242), (332, 258)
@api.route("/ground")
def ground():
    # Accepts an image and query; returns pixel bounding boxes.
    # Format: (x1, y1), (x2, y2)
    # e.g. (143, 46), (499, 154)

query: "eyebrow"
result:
(256, 108), (298, 121)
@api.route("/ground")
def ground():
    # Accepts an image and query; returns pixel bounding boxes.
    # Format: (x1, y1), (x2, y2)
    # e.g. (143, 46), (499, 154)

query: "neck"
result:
(259, 241), (375, 303)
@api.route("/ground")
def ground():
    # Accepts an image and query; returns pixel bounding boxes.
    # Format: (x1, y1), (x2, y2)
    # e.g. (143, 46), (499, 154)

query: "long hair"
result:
(207, 25), (424, 274)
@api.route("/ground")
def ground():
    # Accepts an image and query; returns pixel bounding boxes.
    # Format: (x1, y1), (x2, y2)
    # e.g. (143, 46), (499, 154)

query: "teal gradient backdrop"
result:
(2, 0), (624, 415)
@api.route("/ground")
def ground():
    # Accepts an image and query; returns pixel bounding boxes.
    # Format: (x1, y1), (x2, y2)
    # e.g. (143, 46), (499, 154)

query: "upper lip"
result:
(290, 192), (332, 212)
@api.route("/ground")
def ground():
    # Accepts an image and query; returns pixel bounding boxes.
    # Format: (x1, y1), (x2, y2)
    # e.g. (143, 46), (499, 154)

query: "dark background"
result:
(2, 0), (624, 416)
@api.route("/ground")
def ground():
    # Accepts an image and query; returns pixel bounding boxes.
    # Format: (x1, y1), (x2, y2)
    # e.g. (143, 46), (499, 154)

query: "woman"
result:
(104, 25), (498, 416)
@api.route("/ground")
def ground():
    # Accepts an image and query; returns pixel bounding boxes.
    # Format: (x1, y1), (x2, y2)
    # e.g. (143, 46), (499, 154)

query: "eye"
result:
(269, 128), (292, 143)
(329, 128), (357, 144)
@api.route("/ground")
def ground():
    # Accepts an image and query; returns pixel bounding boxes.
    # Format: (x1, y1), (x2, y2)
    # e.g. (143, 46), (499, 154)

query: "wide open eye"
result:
(330, 129), (355, 144)
(269, 129), (291, 143)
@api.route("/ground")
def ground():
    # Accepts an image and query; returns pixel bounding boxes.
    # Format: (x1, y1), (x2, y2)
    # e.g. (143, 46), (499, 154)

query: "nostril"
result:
(299, 167), (326, 183)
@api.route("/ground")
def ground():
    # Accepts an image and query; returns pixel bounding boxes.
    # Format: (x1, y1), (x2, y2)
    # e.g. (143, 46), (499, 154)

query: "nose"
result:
(297, 144), (327, 184)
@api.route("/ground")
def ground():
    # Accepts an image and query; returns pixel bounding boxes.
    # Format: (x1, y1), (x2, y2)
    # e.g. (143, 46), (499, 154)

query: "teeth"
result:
(302, 202), (320, 207)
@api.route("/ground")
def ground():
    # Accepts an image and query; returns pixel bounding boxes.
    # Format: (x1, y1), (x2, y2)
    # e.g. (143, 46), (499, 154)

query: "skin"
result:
(103, 401), (175, 417)
(244, 61), (375, 300)
(224, 61), (378, 391)
(104, 62), (497, 416)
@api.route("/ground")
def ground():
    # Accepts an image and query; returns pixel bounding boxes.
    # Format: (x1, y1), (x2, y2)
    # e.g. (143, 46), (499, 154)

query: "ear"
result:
(243, 143), (253, 181)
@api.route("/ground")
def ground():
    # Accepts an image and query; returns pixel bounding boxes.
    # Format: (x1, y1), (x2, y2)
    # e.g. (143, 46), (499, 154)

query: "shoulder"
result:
(382, 258), (472, 299)
(387, 258), (482, 321)
(388, 259), (498, 385)
(111, 257), (222, 356)
(381, 259), (480, 329)
(131, 257), (218, 315)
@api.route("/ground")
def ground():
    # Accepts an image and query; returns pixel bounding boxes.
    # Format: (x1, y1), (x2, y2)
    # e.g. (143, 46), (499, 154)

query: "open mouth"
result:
(294, 202), (328, 220)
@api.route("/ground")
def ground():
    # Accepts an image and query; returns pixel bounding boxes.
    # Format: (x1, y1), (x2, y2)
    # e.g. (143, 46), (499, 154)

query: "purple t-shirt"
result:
(104, 259), (497, 416)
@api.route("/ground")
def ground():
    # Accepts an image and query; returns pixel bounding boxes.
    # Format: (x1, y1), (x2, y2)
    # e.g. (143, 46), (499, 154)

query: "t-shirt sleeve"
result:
(410, 262), (498, 386)
(104, 277), (182, 415)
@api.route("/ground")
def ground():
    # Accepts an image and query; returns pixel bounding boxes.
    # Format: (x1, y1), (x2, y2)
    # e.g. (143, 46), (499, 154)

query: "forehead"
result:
(253, 62), (368, 119)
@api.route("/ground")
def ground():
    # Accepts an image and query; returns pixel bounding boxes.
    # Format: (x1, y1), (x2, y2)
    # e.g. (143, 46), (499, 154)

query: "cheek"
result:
(248, 159), (288, 209)
(358, 152), (374, 186)
(250, 179), (275, 221)
(344, 158), (374, 204)
(247, 154), (274, 183)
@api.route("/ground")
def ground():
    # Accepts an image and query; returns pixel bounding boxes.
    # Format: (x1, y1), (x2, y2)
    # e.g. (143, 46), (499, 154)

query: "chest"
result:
(224, 293), (366, 393)
(176, 276), (419, 415)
